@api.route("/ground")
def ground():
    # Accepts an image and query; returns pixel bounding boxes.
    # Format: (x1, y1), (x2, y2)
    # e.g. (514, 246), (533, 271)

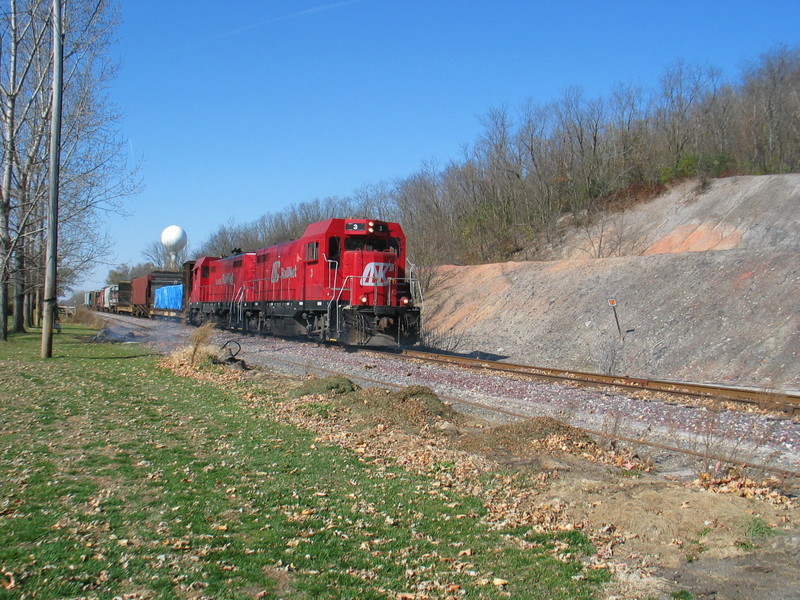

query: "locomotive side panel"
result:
(187, 254), (255, 325)
(188, 257), (218, 304)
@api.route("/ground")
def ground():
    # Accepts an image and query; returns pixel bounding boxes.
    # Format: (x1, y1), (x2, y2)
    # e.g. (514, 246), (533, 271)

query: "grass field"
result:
(0, 326), (609, 599)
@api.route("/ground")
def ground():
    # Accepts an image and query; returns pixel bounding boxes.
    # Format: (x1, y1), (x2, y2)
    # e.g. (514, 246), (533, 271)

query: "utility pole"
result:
(41, 0), (63, 358)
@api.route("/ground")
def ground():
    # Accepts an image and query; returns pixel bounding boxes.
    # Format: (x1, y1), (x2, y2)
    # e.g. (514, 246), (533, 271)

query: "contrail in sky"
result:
(217, 0), (369, 39)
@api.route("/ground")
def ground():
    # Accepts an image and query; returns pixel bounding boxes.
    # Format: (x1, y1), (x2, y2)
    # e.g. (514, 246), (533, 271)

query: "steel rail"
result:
(98, 309), (800, 414)
(395, 349), (800, 416)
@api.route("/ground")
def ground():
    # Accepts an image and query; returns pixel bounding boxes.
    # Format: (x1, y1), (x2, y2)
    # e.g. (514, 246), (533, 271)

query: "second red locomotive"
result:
(186, 218), (421, 346)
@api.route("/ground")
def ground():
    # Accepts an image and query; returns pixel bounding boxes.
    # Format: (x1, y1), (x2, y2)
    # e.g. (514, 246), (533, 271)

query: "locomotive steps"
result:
(424, 174), (800, 392)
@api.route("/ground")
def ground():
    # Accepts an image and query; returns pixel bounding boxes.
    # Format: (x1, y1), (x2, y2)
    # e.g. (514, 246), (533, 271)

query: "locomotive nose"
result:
(354, 253), (398, 306)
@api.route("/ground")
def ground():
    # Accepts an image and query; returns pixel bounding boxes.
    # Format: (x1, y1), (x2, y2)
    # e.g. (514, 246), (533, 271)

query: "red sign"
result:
(608, 298), (617, 307)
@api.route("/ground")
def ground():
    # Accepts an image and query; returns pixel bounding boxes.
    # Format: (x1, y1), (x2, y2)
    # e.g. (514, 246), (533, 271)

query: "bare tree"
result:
(0, 0), (138, 339)
(187, 46), (800, 272)
(517, 99), (558, 236)
(105, 261), (155, 284)
(142, 239), (188, 271)
(739, 46), (800, 173)
(1, 0), (49, 337)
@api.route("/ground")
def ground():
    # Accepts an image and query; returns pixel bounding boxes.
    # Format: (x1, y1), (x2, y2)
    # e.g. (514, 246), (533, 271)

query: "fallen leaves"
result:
(694, 472), (797, 507)
(1, 572), (15, 590)
(154, 347), (800, 599)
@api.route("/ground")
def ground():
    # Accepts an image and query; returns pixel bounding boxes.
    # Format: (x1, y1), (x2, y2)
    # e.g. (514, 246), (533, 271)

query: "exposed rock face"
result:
(424, 175), (800, 390)
(643, 222), (743, 254)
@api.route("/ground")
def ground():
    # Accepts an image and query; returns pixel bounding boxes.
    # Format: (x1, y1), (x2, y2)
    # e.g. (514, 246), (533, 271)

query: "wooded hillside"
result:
(194, 46), (800, 275)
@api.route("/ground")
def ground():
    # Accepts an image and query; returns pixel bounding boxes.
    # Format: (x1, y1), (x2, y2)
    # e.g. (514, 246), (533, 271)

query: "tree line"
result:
(0, 0), (138, 339)
(9, 20), (794, 311)
(192, 46), (799, 281)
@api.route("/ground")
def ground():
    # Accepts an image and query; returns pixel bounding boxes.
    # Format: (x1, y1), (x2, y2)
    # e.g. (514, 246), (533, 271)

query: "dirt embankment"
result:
(424, 175), (800, 390)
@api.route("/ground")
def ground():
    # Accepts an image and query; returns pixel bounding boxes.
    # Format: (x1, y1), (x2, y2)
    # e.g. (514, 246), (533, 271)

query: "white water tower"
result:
(161, 225), (187, 270)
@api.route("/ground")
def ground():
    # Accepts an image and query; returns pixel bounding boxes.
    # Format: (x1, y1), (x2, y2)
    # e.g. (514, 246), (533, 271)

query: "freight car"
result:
(86, 273), (181, 316)
(186, 218), (421, 346)
(90, 284), (127, 312)
(131, 271), (183, 317)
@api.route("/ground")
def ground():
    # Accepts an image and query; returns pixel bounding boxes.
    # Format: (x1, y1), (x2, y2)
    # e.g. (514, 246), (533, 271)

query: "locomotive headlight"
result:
(400, 296), (411, 306)
(368, 221), (375, 233)
(360, 295), (369, 304)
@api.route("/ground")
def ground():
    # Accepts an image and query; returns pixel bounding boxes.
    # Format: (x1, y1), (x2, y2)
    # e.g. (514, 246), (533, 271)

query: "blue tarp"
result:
(154, 284), (183, 310)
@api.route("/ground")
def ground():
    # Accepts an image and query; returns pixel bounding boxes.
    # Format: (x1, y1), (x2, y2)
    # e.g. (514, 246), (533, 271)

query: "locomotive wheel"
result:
(316, 315), (327, 342)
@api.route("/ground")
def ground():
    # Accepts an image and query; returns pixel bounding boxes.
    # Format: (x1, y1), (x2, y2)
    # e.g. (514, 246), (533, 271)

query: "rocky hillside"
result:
(424, 175), (800, 390)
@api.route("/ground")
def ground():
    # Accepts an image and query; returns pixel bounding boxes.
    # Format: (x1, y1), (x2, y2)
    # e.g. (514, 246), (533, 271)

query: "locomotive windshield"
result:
(344, 236), (399, 253)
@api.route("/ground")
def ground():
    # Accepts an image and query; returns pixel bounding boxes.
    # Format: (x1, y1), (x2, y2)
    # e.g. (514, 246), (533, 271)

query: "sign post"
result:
(608, 298), (623, 339)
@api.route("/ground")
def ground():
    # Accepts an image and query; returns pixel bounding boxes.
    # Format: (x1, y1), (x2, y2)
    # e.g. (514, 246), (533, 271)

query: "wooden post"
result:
(41, 0), (63, 358)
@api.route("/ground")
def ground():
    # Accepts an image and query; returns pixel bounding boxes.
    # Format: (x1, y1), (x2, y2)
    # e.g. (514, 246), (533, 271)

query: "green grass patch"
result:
(288, 375), (357, 398)
(745, 517), (783, 539)
(0, 325), (609, 598)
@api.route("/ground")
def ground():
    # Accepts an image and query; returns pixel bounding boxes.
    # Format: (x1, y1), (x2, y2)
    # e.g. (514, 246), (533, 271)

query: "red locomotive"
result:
(186, 218), (421, 346)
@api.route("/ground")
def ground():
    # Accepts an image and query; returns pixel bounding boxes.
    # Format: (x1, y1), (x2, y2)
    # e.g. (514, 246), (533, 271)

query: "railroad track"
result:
(392, 349), (800, 417)
(96, 310), (800, 414)
(258, 350), (800, 480)
(88, 313), (800, 478)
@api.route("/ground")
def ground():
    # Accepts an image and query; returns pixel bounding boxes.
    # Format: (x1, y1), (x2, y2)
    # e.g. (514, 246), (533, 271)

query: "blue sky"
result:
(83, 0), (800, 289)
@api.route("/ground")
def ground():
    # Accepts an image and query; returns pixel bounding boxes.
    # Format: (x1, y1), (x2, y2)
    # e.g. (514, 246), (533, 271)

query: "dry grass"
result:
(68, 306), (105, 329)
(189, 322), (215, 365)
(165, 343), (220, 369)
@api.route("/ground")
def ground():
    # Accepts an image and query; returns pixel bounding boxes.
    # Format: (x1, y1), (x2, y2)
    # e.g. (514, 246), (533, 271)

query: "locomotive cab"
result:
(342, 226), (401, 308)
(328, 220), (420, 345)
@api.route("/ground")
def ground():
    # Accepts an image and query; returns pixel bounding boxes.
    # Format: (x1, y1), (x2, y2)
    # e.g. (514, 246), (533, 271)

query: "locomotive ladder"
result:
(327, 274), (356, 341)
(230, 285), (248, 328)
(324, 257), (343, 340)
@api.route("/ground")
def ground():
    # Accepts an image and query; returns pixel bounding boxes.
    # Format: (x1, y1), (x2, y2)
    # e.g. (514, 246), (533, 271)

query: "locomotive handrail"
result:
(249, 276), (273, 301)
(230, 284), (252, 326)
(324, 255), (341, 340)
(406, 259), (424, 308)
(329, 274), (359, 340)
(323, 254), (339, 291)
(202, 281), (235, 304)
